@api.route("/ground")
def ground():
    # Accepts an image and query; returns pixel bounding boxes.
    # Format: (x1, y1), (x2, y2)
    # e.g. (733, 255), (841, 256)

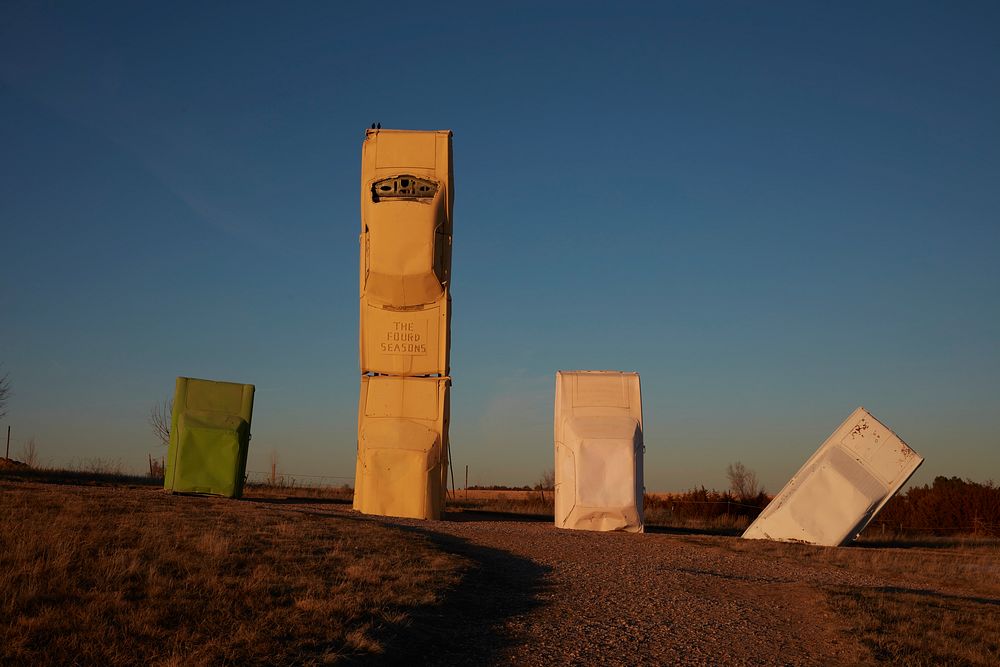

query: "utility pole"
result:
(5, 425), (9, 459)
(465, 465), (468, 499)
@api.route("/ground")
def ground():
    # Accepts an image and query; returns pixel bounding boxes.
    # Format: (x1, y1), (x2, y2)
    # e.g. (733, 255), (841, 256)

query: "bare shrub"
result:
(268, 450), (281, 485)
(17, 438), (37, 468)
(77, 458), (123, 475)
(726, 461), (763, 502)
(644, 486), (770, 531)
(535, 468), (554, 491)
(0, 364), (10, 421)
(147, 454), (165, 479)
(148, 398), (172, 447)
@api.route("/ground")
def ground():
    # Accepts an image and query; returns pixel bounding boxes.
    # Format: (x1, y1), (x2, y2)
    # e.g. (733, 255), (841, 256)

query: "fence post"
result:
(448, 447), (456, 500)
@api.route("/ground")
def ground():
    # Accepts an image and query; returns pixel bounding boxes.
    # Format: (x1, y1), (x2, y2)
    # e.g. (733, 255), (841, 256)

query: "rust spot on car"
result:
(849, 420), (870, 438)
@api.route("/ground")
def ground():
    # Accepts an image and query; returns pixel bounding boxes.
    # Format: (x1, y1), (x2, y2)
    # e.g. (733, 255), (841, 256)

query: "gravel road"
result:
(307, 507), (883, 665)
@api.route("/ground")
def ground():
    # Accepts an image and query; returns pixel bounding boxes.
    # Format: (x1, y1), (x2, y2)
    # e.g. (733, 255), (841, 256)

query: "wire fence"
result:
(866, 520), (1000, 536)
(648, 498), (766, 512)
(244, 470), (354, 488)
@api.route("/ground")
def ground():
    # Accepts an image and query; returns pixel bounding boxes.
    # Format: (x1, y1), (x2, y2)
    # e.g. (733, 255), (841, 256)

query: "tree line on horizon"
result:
(871, 476), (1000, 536)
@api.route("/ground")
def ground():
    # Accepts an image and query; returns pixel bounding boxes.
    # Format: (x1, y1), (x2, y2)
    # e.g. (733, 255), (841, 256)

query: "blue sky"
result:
(1, 1), (998, 491)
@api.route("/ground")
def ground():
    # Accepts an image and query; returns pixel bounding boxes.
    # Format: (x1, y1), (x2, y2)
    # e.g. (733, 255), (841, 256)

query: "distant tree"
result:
(149, 398), (172, 447)
(147, 454), (165, 479)
(873, 476), (1000, 535)
(726, 461), (762, 502)
(19, 437), (37, 468)
(536, 468), (555, 491)
(269, 450), (280, 485)
(0, 364), (11, 421)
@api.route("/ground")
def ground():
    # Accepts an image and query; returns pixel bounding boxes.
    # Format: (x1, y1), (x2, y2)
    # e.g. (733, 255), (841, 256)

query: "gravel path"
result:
(304, 507), (883, 665)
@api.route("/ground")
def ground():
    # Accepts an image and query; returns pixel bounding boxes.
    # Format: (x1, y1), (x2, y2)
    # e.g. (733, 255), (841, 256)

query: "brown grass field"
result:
(3, 473), (999, 664)
(0, 473), (463, 665)
(719, 535), (1000, 665)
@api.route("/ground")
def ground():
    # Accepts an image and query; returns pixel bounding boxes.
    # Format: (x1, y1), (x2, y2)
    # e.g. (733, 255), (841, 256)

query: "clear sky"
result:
(1, 1), (998, 492)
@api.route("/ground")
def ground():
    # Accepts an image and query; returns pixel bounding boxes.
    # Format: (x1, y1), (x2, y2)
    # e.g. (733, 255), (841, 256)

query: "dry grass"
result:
(447, 490), (752, 532)
(644, 506), (752, 533)
(838, 538), (1000, 664)
(458, 489), (543, 501)
(447, 490), (553, 519)
(245, 482), (355, 503)
(827, 586), (1000, 665)
(8, 470), (997, 664)
(727, 534), (1000, 590)
(0, 475), (463, 665)
(0, 465), (160, 486)
(723, 536), (1000, 665)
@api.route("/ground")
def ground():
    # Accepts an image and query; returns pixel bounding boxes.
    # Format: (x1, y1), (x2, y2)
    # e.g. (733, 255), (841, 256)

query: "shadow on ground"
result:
(366, 523), (549, 665)
(280, 504), (551, 665)
(645, 524), (744, 537)
(242, 495), (353, 506)
(444, 508), (551, 523)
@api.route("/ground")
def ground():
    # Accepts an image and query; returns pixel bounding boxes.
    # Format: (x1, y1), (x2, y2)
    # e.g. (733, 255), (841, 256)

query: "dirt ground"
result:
(328, 510), (876, 666)
(4, 477), (996, 665)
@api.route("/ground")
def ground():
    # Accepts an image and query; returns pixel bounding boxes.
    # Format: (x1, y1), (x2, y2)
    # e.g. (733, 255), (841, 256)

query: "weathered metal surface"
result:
(743, 407), (923, 546)
(359, 128), (453, 376)
(164, 377), (255, 499)
(354, 375), (450, 520)
(554, 371), (644, 533)
(355, 129), (454, 520)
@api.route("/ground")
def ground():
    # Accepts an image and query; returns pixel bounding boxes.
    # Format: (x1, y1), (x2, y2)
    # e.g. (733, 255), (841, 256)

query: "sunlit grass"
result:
(724, 533), (1000, 665)
(0, 475), (463, 665)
